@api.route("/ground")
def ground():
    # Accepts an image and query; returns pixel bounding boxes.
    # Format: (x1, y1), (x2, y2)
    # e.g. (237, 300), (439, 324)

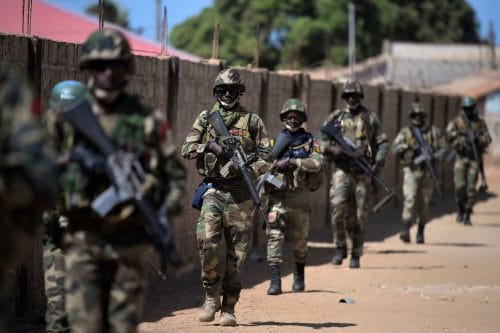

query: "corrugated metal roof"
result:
(429, 70), (500, 99)
(0, 0), (202, 62)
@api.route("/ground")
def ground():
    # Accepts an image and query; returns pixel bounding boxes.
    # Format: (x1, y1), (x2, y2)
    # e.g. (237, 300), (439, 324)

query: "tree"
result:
(171, 0), (480, 70)
(85, 0), (130, 29)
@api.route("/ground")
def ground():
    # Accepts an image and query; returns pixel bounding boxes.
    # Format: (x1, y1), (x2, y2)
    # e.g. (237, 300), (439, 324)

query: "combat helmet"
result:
(460, 96), (476, 109)
(79, 29), (134, 72)
(279, 98), (307, 122)
(49, 80), (90, 109)
(409, 102), (427, 117)
(340, 80), (364, 99)
(212, 68), (246, 96)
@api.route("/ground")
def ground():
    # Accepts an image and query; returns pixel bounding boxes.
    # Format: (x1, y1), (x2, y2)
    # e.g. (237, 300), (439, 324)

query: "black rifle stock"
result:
(320, 120), (397, 212)
(62, 99), (182, 274)
(206, 111), (269, 223)
(410, 126), (442, 197)
(462, 112), (488, 192)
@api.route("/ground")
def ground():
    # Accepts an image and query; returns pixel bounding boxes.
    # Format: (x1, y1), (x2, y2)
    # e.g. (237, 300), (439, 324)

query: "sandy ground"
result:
(138, 161), (500, 333)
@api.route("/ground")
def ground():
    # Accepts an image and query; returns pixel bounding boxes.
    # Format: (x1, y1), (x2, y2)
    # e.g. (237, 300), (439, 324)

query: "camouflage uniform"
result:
(42, 80), (91, 333)
(48, 29), (186, 333)
(265, 99), (323, 295)
(318, 81), (388, 268)
(392, 103), (447, 243)
(182, 69), (269, 326)
(446, 97), (491, 225)
(1, 67), (58, 332)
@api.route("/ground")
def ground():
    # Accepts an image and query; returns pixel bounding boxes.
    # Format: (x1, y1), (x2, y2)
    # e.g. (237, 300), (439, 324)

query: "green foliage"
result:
(171, 0), (480, 70)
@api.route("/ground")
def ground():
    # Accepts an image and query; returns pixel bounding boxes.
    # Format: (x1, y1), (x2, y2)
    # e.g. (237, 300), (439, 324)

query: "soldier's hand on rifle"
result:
(207, 141), (225, 156)
(275, 157), (290, 172)
(325, 145), (343, 157)
(372, 159), (385, 174)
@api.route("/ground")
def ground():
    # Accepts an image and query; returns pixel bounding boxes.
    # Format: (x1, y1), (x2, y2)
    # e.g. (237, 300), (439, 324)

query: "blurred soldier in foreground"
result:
(265, 99), (323, 295)
(42, 80), (91, 333)
(392, 102), (447, 244)
(446, 97), (491, 225)
(0, 66), (58, 332)
(182, 68), (270, 326)
(46, 29), (186, 333)
(318, 80), (388, 269)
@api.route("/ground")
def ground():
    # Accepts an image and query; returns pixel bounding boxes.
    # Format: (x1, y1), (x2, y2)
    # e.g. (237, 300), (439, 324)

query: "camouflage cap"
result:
(213, 68), (245, 95)
(341, 80), (364, 99)
(49, 80), (90, 109)
(279, 98), (307, 122)
(460, 96), (476, 109)
(79, 29), (134, 72)
(409, 102), (427, 117)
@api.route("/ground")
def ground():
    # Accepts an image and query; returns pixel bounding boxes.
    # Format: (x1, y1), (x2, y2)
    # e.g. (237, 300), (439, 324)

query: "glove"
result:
(207, 141), (224, 156)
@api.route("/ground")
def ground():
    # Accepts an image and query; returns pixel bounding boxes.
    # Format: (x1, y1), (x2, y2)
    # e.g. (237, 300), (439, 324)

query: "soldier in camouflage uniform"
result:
(182, 68), (270, 326)
(318, 81), (388, 269)
(0, 66), (58, 333)
(392, 102), (447, 244)
(42, 80), (91, 333)
(45, 29), (186, 333)
(265, 99), (323, 295)
(446, 97), (491, 225)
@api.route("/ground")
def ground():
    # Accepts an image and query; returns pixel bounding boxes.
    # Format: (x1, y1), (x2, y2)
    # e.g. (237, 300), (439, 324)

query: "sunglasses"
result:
(88, 60), (128, 72)
(214, 85), (240, 96)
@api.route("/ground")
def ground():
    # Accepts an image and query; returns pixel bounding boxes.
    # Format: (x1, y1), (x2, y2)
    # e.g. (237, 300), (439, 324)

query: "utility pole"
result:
(156, 0), (161, 42)
(211, 20), (220, 60)
(488, 20), (497, 69)
(160, 6), (168, 56)
(98, 0), (105, 30)
(253, 23), (260, 68)
(348, 3), (356, 80)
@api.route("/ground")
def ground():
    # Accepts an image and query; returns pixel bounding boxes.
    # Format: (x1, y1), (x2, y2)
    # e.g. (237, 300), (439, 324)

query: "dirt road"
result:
(139, 163), (500, 333)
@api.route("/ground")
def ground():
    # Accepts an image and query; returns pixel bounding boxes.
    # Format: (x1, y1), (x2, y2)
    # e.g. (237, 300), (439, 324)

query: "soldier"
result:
(0, 67), (58, 333)
(318, 80), (388, 269)
(47, 29), (186, 333)
(446, 97), (491, 225)
(182, 68), (270, 326)
(42, 80), (91, 333)
(265, 99), (323, 295)
(392, 102), (447, 243)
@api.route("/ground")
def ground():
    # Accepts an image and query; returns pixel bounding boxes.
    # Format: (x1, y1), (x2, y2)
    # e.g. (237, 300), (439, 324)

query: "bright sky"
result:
(44, 0), (499, 45)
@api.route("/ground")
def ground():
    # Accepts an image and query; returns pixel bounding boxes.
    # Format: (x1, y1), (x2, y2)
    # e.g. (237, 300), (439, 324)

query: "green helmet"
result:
(49, 80), (90, 108)
(409, 102), (426, 117)
(79, 29), (133, 72)
(461, 96), (476, 109)
(212, 68), (246, 96)
(341, 80), (364, 99)
(279, 98), (307, 122)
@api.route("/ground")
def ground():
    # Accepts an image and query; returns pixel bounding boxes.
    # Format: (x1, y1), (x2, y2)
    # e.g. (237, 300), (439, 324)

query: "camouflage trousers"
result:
(43, 244), (69, 333)
(402, 167), (433, 225)
(196, 188), (253, 304)
(266, 190), (310, 264)
(64, 230), (148, 333)
(453, 155), (479, 211)
(329, 169), (371, 258)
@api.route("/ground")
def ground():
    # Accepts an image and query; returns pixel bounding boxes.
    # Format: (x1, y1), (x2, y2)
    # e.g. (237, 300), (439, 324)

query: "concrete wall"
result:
(0, 34), (463, 319)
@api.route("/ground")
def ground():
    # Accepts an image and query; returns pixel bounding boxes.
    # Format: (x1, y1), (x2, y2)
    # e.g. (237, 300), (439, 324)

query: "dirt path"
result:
(139, 163), (500, 333)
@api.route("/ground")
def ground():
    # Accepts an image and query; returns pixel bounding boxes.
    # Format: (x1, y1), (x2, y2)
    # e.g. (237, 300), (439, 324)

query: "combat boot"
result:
(463, 209), (472, 226)
(399, 222), (411, 243)
(456, 205), (465, 223)
(349, 256), (360, 269)
(292, 262), (305, 292)
(220, 296), (237, 326)
(416, 224), (425, 244)
(267, 264), (282, 295)
(331, 246), (347, 265)
(197, 295), (221, 322)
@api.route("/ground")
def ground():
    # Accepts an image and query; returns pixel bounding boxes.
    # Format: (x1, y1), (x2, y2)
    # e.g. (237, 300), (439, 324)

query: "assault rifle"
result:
(321, 120), (397, 212)
(462, 111), (488, 192)
(410, 126), (442, 197)
(62, 99), (182, 277)
(207, 111), (269, 222)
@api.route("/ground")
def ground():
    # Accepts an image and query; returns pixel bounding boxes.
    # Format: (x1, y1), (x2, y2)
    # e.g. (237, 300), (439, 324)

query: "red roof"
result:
(0, 0), (202, 61)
